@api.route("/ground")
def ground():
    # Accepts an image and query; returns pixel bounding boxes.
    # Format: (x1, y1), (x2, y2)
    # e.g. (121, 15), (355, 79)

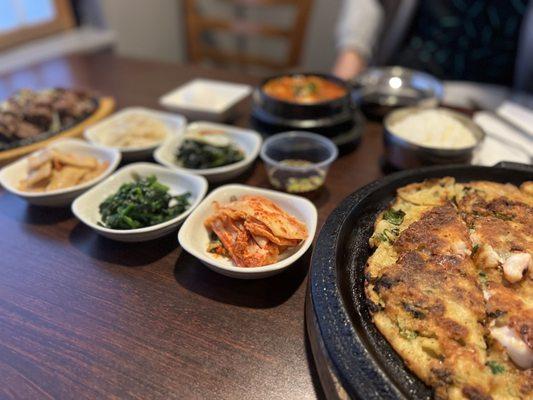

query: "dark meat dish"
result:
(0, 88), (96, 149)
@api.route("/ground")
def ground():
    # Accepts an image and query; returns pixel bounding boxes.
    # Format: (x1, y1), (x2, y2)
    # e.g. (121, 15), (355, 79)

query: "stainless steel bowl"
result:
(352, 66), (443, 119)
(383, 107), (485, 169)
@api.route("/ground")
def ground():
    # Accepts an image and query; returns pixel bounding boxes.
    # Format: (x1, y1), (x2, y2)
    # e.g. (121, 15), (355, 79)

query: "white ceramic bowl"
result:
(159, 79), (252, 121)
(84, 107), (186, 161)
(178, 184), (317, 279)
(72, 162), (207, 242)
(153, 121), (262, 183)
(0, 139), (121, 207)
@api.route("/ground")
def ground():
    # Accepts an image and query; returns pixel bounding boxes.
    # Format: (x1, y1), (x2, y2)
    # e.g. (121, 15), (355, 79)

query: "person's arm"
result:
(333, 0), (384, 80)
(333, 49), (367, 80)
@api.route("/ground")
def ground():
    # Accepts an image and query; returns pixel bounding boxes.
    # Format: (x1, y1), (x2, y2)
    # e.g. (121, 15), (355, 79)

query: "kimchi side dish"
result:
(204, 195), (308, 267)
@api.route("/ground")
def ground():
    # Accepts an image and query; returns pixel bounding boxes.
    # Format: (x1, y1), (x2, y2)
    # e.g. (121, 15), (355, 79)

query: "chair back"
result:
(184, 0), (313, 70)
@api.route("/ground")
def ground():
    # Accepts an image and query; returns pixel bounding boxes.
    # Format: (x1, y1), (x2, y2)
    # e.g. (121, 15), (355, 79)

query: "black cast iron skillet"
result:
(309, 162), (533, 400)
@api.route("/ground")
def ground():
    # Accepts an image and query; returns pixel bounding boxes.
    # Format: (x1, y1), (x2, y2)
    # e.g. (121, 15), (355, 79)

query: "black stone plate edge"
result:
(308, 162), (533, 400)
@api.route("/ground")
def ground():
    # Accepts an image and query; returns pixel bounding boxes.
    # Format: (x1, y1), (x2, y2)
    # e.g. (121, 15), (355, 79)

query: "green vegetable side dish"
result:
(176, 138), (244, 169)
(98, 174), (191, 230)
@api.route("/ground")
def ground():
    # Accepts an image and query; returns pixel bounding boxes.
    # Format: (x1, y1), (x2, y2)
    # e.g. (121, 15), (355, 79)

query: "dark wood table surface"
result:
(0, 53), (384, 400)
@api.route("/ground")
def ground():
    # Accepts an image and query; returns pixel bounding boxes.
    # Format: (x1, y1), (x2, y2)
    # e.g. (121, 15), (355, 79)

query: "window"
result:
(0, 0), (74, 50)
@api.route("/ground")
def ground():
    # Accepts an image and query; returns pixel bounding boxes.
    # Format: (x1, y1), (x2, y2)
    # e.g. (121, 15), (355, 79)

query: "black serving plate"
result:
(307, 162), (533, 400)
(0, 97), (98, 152)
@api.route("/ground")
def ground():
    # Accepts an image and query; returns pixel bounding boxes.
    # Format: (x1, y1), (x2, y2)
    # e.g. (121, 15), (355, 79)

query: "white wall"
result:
(100, 0), (341, 72)
(301, 0), (341, 72)
(100, 0), (185, 62)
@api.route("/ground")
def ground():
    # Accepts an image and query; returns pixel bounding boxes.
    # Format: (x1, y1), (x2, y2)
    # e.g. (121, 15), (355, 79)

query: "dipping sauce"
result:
(263, 75), (346, 104)
(388, 109), (477, 149)
(268, 159), (325, 193)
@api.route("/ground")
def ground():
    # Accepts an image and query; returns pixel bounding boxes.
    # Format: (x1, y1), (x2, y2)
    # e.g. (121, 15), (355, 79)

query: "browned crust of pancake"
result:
(365, 177), (533, 400)
(394, 204), (472, 259)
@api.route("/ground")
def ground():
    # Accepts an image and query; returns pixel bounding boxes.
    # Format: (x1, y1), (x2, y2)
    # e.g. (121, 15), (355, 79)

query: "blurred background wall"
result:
(99, 0), (184, 62)
(99, 0), (340, 72)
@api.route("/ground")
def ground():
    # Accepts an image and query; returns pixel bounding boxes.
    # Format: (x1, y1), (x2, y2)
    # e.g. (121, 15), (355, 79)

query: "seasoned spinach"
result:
(98, 174), (190, 230)
(176, 139), (244, 169)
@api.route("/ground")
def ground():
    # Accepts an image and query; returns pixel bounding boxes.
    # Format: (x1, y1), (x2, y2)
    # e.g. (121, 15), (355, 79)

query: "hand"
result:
(332, 50), (366, 80)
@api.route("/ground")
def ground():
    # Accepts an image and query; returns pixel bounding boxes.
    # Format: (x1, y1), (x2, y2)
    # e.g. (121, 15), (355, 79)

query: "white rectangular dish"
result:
(153, 121), (262, 183)
(72, 162), (207, 242)
(0, 139), (121, 207)
(178, 184), (317, 279)
(159, 79), (252, 121)
(84, 107), (186, 161)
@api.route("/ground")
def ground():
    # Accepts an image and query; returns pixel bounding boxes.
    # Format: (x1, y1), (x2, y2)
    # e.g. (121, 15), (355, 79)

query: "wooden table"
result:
(0, 54), (384, 400)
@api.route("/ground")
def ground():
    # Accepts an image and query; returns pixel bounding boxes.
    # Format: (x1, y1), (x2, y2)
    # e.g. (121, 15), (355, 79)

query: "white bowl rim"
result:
(71, 162), (208, 235)
(84, 107), (187, 153)
(159, 78), (252, 113)
(0, 138), (121, 198)
(154, 121), (262, 176)
(178, 183), (317, 274)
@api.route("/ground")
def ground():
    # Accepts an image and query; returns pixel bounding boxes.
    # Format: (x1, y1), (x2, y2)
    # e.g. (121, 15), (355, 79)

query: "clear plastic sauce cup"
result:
(260, 131), (338, 194)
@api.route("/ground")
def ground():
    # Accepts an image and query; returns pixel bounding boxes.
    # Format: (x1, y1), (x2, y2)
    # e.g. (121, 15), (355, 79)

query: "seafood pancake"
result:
(365, 178), (533, 400)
